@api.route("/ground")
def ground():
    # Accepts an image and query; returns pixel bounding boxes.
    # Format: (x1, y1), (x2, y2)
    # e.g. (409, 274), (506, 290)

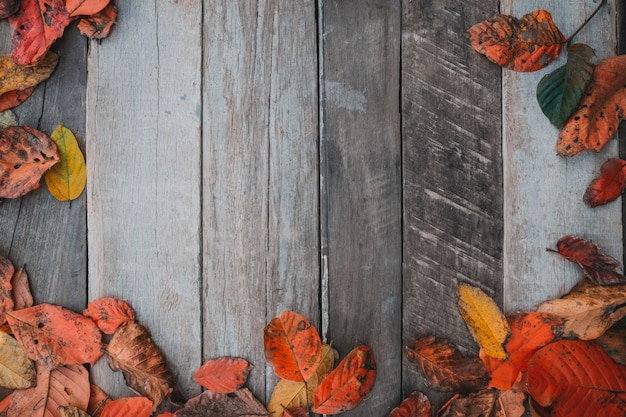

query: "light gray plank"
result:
(202, 0), (319, 402)
(502, 0), (622, 312)
(86, 1), (203, 400)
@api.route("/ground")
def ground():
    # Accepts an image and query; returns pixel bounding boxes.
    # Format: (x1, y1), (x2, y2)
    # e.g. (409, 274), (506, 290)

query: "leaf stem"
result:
(566, 0), (607, 45)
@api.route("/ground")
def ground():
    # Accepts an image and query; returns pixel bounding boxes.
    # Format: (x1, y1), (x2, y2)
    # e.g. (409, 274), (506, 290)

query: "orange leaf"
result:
(87, 384), (111, 417)
(99, 397), (152, 417)
(193, 356), (252, 394)
(0, 256), (14, 327)
(77, 4), (117, 40)
(0, 125), (59, 198)
(527, 340), (626, 416)
(466, 10), (565, 72)
(388, 391), (432, 417)
(313, 345), (376, 415)
(0, 87), (36, 112)
(583, 158), (626, 207)
(6, 303), (103, 369)
(66, 0), (109, 17)
(558, 55), (626, 156)
(264, 310), (322, 382)
(407, 336), (489, 392)
(83, 297), (135, 335)
(11, 265), (33, 310)
(549, 235), (626, 285)
(8, 0), (71, 65)
(480, 313), (563, 390)
(7, 363), (90, 417)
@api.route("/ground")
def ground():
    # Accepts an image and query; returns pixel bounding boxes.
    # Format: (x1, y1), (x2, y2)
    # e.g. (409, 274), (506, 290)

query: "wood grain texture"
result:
(0, 22), (87, 312)
(202, 0), (319, 402)
(321, 1), (402, 415)
(86, 1), (203, 399)
(502, 0), (622, 312)
(401, 0), (503, 405)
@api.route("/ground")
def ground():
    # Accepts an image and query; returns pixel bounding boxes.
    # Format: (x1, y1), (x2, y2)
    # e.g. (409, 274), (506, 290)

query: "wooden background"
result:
(0, 1), (623, 415)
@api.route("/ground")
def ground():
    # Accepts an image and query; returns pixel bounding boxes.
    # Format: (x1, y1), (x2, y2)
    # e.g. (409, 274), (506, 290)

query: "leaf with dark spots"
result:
(388, 391), (432, 417)
(0, 256), (14, 328)
(77, 3), (117, 39)
(437, 389), (498, 417)
(0, 87), (36, 113)
(177, 388), (268, 417)
(583, 158), (626, 207)
(83, 297), (135, 335)
(193, 356), (252, 394)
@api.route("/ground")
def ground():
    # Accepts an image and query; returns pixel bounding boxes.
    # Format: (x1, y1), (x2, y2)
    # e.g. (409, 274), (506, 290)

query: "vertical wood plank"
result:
(321, 1), (402, 415)
(401, 0), (503, 405)
(202, 0), (319, 401)
(0, 22), (87, 312)
(502, 0), (621, 312)
(86, 2), (203, 399)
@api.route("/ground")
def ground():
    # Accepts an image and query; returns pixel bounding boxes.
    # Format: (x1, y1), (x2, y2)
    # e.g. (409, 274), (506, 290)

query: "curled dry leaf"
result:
(99, 397), (153, 417)
(59, 406), (90, 417)
(77, 3), (117, 39)
(11, 265), (33, 310)
(105, 323), (177, 411)
(193, 356), (252, 394)
(466, 9), (565, 72)
(313, 345), (376, 415)
(388, 391), (432, 417)
(583, 158), (626, 208)
(264, 310), (322, 382)
(407, 336), (489, 392)
(0, 52), (58, 97)
(45, 124), (87, 201)
(0, 256), (14, 327)
(87, 383), (112, 417)
(0, 125), (59, 199)
(7, 303), (103, 369)
(83, 297), (135, 335)
(0, 329), (35, 389)
(177, 388), (268, 417)
(437, 389), (498, 417)
(548, 235), (626, 285)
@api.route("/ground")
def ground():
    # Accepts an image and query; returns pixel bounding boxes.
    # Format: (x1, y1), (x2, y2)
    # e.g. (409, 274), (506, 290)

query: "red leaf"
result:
(66, 0), (109, 17)
(0, 87), (36, 113)
(313, 345), (376, 415)
(99, 397), (153, 417)
(388, 391), (432, 417)
(7, 303), (103, 369)
(83, 297), (135, 334)
(0, 256), (14, 327)
(549, 235), (626, 285)
(584, 158), (626, 207)
(76, 4), (116, 39)
(11, 265), (33, 310)
(264, 311), (322, 382)
(193, 357), (252, 394)
(9, 0), (71, 65)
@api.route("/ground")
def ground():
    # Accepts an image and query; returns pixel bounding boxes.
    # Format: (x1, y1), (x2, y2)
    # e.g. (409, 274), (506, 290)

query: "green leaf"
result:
(537, 43), (595, 128)
(44, 124), (86, 201)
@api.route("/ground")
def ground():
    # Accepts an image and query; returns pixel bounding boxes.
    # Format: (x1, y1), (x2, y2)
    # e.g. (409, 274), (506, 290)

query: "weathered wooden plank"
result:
(202, 0), (319, 402)
(321, 1), (402, 415)
(502, 0), (621, 312)
(0, 22), (87, 312)
(401, 0), (503, 406)
(86, 2), (203, 399)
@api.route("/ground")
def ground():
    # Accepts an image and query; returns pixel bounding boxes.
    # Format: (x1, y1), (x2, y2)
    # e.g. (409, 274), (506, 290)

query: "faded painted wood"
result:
(502, 0), (622, 312)
(86, 1), (203, 399)
(401, 0), (503, 406)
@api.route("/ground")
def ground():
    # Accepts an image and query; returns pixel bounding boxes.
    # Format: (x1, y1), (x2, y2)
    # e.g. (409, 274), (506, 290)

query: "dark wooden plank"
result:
(0, 21), (87, 312)
(321, 1), (402, 415)
(401, 0), (503, 406)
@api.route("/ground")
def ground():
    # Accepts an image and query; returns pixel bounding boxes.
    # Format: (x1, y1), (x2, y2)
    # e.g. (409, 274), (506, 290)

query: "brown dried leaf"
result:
(597, 322), (626, 365)
(177, 388), (268, 417)
(437, 389), (498, 417)
(59, 406), (91, 417)
(0, 0), (20, 19)
(388, 391), (432, 417)
(0, 256), (13, 328)
(10, 265), (33, 310)
(87, 384), (112, 417)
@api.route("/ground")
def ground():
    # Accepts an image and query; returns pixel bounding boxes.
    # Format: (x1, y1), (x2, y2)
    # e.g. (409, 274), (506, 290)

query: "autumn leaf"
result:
(597, 321), (626, 365)
(0, 329), (35, 389)
(193, 357), (252, 394)
(558, 54), (626, 156)
(536, 279), (626, 339)
(406, 336), (489, 392)
(9, 0), (71, 65)
(0, 125), (59, 198)
(177, 389), (268, 417)
(388, 391), (432, 417)
(527, 340), (626, 416)
(99, 397), (153, 417)
(498, 384), (527, 417)
(0, 110), (17, 128)
(59, 407), (90, 417)
(65, 0), (109, 17)
(583, 158), (626, 207)
(0, 87), (36, 113)
(11, 265), (33, 310)
(457, 283), (510, 360)
(264, 311), (322, 382)
(267, 344), (336, 416)
(45, 124), (86, 201)
(7, 363), (90, 417)
(0, 0), (20, 19)
(313, 345), (376, 415)
(281, 408), (308, 417)
(548, 235), (626, 285)
(83, 297), (135, 335)
(87, 384), (111, 417)
(0, 52), (58, 97)
(437, 389), (498, 417)
(77, 4), (117, 40)
(0, 256), (14, 327)
(6, 303), (102, 369)
(466, 9), (565, 72)
(537, 43), (595, 128)
(480, 312), (563, 390)
(105, 323), (177, 411)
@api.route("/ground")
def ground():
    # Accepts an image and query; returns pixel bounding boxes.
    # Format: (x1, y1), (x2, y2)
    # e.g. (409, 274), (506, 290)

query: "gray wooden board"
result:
(0, 21), (87, 313)
(321, 1), (403, 415)
(202, 0), (319, 402)
(401, 0), (503, 407)
(86, 1), (203, 400)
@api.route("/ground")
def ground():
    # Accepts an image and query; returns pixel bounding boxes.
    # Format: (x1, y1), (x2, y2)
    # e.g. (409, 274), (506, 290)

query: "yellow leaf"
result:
(267, 344), (337, 416)
(0, 329), (36, 389)
(457, 283), (510, 360)
(45, 124), (86, 201)
(0, 52), (58, 96)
